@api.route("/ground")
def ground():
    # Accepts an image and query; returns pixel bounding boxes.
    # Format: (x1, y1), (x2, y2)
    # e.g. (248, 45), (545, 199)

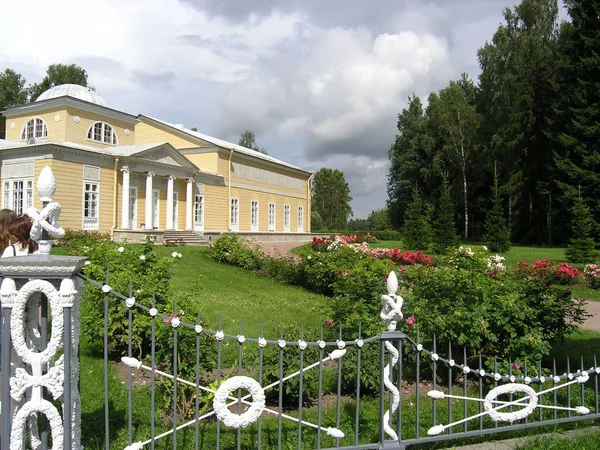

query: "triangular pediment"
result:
(133, 144), (195, 169)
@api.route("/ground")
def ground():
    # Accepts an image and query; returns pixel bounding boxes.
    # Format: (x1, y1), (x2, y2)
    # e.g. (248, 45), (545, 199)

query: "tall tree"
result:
(427, 77), (480, 239)
(484, 164), (511, 253)
(387, 95), (438, 229)
(402, 187), (432, 250)
(0, 69), (28, 139)
(312, 168), (353, 230)
(565, 189), (596, 263)
(477, 0), (560, 244)
(432, 175), (459, 254)
(29, 63), (90, 101)
(238, 130), (267, 154)
(554, 0), (600, 227)
(368, 208), (392, 231)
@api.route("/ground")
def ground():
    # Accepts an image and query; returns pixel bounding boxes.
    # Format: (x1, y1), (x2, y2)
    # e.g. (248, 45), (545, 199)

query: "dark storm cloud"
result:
(131, 70), (177, 90)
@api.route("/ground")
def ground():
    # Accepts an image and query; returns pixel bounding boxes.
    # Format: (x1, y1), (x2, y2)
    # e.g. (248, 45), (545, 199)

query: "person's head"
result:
(0, 208), (18, 253)
(0, 209), (17, 228)
(7, 215), (38, 254)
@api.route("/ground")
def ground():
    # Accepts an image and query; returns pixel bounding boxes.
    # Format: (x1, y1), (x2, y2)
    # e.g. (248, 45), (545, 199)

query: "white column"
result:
(186, 178), (193, 230)
(166, 176), (175, 230)
(145, 172), (154, 229)
(120, 166), (130, 229)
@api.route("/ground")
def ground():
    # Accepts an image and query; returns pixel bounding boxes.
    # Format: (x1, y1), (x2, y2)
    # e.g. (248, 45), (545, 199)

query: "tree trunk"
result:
(463, 170), (468, 239)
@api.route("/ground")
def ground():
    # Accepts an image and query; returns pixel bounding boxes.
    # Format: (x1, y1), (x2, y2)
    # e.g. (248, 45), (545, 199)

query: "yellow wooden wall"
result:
(4, 108), (68, 143)
(183, 153), (219, 174)
(134, 122), (205, 149)
(64, 107), (136, 148)
(38, 159), (115, 232)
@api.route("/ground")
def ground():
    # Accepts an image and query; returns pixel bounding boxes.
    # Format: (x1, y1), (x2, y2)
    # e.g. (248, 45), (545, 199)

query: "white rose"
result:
(172, 251), (178, 258)
(118, 247), (124, 253)
(139, 255), (146, 261)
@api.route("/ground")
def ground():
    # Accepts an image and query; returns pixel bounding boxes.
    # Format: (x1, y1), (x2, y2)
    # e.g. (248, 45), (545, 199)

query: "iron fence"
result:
(1, 267), (599, 450)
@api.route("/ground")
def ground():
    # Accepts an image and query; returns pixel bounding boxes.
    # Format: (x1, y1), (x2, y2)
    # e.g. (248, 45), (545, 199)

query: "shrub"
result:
(209, 234), (263, 270)
(432, 177), (460, 254)
(584, 264), (600, 289)
(566, 193), (596, 263)
(513, 259), (582, 285)
(55, 228), (111, 247)
(483, 172), (511, 253)
(402, 189), (432, 250)
(68, 237), (179, 358)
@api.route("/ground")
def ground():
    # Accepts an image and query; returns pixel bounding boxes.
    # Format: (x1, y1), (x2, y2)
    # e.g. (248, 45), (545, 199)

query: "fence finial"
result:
(26, 166), (65, 254)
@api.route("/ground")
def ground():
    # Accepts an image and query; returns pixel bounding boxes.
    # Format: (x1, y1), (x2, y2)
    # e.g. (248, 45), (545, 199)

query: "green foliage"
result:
(566, 193), (596, 263)
(367, 208), (392, 230)
(29, 63), (90, 101)
(310, 210), (323, 231)
(432, 177), (460, 254)
(208, 233), (263, 270)
(66, 236), (177, 357)
(312, 168), (353, 230)
(398, 250), (587, 368)
(402, 188), (432, 250)
(484, 170), (511, 253)
(238, 129), (267, 154)
(0, 68), (28, 138)
(369, 230), (403, 241)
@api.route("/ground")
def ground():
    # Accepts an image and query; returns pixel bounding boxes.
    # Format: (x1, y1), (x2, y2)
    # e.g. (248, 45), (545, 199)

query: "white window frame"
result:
(20, 117), (48, 141)
(83, 181), (100, 230)
(2, 178), (34, 215)
(129, 187), (138, 229)
(298, 206), (304, 233)
(268, 202), (276, 232)
(194, 194), (204, 231)
(251, 200), (259, 232)
(87, 121), (118, 145)
(284, 204), (290, 233)
(230, 198), (239, 232)
(152, 189), (160, 229)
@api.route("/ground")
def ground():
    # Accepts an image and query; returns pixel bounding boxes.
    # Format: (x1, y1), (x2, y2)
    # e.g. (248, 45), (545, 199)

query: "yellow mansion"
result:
(0, 84), (312, 242)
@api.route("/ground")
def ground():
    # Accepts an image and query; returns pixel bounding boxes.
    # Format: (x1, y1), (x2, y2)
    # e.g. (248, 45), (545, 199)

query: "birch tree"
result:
(427, 77), (480, 239)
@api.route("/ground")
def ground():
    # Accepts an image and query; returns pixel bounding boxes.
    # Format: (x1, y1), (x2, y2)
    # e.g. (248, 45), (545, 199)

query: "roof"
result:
(0, 139), (169, 157)
(138, 115), (311, 174)
(36, 84), (108, 106)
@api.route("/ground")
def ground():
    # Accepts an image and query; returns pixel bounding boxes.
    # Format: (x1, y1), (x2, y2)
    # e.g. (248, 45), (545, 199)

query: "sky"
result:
(0, 0), (564, 218)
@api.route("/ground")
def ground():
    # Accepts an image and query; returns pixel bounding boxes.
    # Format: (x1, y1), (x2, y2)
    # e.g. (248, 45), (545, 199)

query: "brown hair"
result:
(0, 208), (18, 254)
(7, 215), (38, 254)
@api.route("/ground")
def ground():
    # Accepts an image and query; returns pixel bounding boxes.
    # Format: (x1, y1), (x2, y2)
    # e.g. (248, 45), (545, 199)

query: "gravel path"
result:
(260, 241), (600, 332)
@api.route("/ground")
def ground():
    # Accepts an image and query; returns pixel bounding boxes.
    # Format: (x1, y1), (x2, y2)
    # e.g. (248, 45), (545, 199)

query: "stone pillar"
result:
(121, 166), (130, 229)
(166, 176), (175, 230)
(186, 178), (194, 230)
(144, 172), (155, 229)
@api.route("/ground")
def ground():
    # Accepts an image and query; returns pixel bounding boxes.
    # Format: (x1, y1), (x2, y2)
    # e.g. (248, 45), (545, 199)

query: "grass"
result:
(151, 246), (328, 337)
(515, 429), (600, 449)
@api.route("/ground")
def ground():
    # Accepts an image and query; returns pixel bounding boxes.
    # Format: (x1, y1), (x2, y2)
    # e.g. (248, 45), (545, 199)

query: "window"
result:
(298, 206), (304, 232)
(268, 203), (276, 232)
(251, 200), (259, 232)
(3, 179), (34, 214)
(230, 198), (239, 231)
(194, 194), (204, 230)
(21, 118), (48, 141)
(87, 121), (118, 145)
(284, 204), (290, 232)
(83, 182), (99, 230)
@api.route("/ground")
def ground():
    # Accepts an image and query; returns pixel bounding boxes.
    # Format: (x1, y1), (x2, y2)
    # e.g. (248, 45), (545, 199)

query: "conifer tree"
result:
(484, 165), (511, 253)
(432, 175), (459, 254)
(402, 187), (432, 250)
(565, 189), (596, 263)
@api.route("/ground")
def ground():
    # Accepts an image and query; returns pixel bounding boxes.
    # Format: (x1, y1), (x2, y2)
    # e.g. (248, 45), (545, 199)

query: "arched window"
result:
(20, 118), (48, 141)
(87, 122), (118, 145)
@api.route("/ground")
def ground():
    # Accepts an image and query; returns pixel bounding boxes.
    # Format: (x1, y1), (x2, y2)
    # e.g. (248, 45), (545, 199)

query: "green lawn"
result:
(152, 246), (328, 338)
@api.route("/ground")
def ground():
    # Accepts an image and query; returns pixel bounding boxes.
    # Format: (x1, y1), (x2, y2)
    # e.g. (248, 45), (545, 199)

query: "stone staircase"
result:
(163, 230), (209, 246)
